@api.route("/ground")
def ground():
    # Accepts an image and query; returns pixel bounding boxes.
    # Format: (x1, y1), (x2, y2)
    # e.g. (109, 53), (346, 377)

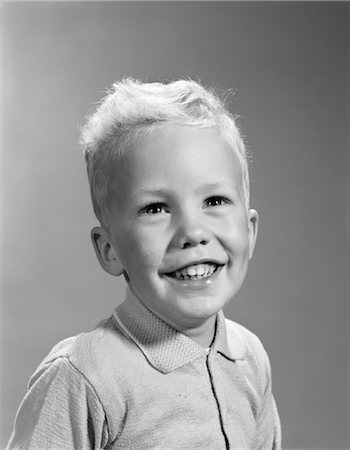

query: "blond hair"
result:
(81, 78), (250, 225)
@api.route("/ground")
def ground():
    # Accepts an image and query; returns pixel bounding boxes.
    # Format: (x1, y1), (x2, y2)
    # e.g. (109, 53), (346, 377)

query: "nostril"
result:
(182, 239), (208, 249)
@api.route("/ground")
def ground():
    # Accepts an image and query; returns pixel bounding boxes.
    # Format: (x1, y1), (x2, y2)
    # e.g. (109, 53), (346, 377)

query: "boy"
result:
(8, 78), (281, 449)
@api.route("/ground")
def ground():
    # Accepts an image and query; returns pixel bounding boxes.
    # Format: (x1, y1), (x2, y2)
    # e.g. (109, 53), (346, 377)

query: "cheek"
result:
(221, 214), (249, 242)
(223, 225), (251, 261)
(124, 229), (163, 272)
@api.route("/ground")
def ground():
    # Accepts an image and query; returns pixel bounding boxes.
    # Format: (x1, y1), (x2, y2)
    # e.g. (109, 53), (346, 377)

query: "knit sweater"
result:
(8, 289), (281, 449)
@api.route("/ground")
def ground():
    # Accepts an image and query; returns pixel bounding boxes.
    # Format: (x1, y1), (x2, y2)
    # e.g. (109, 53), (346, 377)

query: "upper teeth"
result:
(171, 263), (217, 279)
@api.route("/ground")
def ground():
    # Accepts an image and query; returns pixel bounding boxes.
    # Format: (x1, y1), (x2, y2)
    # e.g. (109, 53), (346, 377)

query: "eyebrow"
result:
(134, 182), (239, 198)
(194, 182), (238, 195)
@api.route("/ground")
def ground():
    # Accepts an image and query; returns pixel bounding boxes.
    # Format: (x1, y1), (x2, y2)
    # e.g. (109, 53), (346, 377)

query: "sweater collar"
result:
(113, 288), (246, 374)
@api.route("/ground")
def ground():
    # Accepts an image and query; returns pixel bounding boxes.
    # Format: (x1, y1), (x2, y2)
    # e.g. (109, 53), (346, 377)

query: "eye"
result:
(142, 203), (168, 215)
(205, 196), (230, 207)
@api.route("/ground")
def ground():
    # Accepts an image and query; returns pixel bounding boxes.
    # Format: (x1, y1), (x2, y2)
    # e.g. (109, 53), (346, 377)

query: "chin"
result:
(179, 299), (226, 320)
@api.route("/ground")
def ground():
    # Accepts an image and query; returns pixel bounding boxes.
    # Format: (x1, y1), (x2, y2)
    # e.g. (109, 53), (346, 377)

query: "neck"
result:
(179, 317), (217, 348)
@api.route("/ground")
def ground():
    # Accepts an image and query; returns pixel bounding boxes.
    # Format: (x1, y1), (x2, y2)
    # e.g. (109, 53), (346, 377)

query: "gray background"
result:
(1, 2), (349, 448)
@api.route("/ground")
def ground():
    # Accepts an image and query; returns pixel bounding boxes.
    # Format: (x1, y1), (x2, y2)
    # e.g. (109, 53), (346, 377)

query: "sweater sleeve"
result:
(7, 356), (109, 450)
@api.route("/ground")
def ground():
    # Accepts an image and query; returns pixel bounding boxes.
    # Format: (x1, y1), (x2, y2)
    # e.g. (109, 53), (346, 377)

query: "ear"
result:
(247, 209), (259, 260)
(91, 226), (125, 276)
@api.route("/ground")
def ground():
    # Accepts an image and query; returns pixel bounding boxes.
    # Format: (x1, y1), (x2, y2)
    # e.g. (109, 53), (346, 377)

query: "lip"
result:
(164, 264), (224, 291)
(163, 258), (224, 275)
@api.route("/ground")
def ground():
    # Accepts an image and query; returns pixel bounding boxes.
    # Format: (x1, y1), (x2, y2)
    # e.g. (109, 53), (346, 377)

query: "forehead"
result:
(112, 124), (244, 201)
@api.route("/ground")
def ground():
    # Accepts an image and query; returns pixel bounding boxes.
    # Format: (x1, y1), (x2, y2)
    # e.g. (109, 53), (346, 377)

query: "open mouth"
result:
(166, 263), (220, 281)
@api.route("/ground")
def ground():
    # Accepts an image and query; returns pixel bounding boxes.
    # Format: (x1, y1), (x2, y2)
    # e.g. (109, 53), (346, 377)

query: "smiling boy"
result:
(8, 79), (281, 449)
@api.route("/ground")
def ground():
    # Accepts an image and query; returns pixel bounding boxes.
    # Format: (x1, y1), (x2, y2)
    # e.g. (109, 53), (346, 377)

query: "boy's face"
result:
(98, 125), (258, 332)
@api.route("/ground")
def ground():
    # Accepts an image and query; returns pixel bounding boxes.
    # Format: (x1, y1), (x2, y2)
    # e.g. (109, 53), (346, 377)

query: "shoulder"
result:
(23, 316), (131, 445)
(9, 341), (110, 449)
(225, 319), (268, 358)
(225, 318), (272, 386)
(30, 315), (131, 388)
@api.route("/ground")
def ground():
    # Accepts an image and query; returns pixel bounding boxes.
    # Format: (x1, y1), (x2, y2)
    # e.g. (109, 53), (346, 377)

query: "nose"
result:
(172, 211), (212, 249)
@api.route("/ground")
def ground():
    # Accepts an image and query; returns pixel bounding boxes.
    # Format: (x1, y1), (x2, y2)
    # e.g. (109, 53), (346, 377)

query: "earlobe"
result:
(247, 209), (259, 260)
(91, 226), (125, 276)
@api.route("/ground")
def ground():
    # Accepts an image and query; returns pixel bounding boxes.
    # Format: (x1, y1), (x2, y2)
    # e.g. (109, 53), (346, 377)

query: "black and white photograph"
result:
(1, 1), (349, 449)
